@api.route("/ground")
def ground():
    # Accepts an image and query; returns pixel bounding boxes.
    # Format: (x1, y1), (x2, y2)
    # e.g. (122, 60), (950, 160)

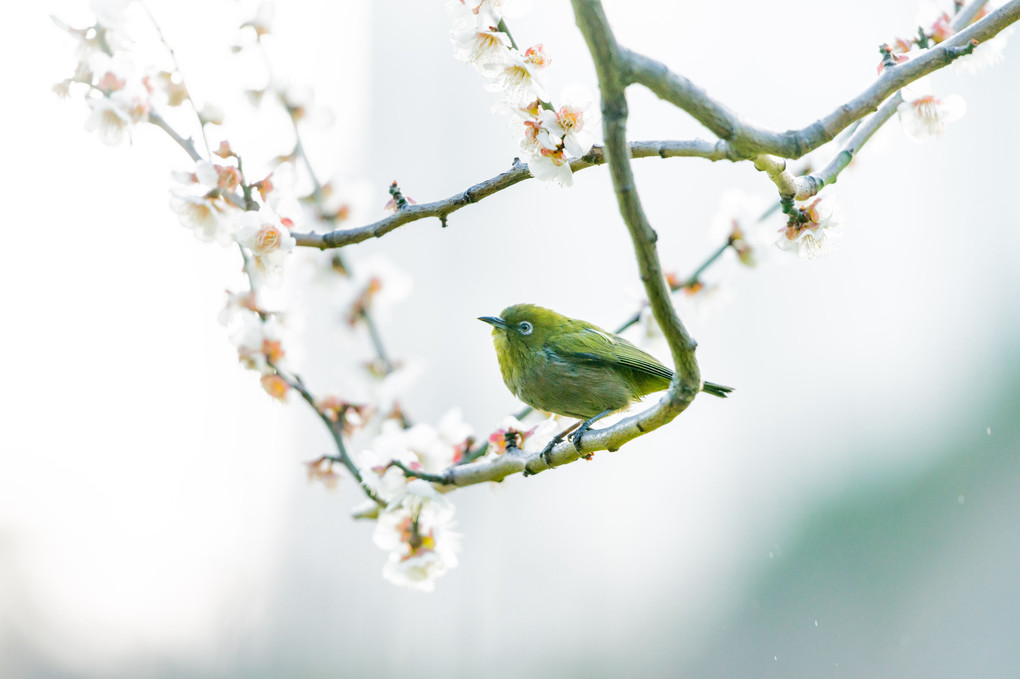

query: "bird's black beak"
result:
(478, 316), (507, 331)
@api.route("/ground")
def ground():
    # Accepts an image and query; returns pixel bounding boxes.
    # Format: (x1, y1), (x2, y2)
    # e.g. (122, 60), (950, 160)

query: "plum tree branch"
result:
(571, 0), (701, 401)
(624, 0), (1020, 159)
(291, 140), (729, 249)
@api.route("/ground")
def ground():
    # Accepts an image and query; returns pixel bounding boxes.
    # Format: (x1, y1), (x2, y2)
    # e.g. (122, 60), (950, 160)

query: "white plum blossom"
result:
(169, 161), (239, 244)
(453, 25), (513, 70)
(499, 86), (599, 186)
(364, 409), (472, 482)
(217, 290), (259, 327)
(230, 312), (286, 374)
(235, 207), (297, 284)
(84, 85), (151, 145)
(775, 197), (843, 260)
(538, 85), (599, 158)
(373, 480), (461, 592)
(198, 101), (224, 125)
(527, 144), (574, 186)
(359, 429), (419, 501)
(82, 52), (152, 144)
(483, 44), (550, 103)
(897, 85), (966, 142)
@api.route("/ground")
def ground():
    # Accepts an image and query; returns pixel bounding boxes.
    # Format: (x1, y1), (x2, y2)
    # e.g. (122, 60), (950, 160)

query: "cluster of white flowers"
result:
(169, 157), (300, 284)
(373, 481), (461, 592)
(225, 308), (291, 400)
(80, 51), (154, 146)
(447, 0), (599, 186)
(881, 2), (1014, 143)
(360, 410), (473, 591)
(169, 161), (239, 244)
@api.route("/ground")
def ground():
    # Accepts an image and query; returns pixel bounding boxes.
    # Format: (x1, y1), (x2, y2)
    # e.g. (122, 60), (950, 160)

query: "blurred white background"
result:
(4, 0), (1020, 676)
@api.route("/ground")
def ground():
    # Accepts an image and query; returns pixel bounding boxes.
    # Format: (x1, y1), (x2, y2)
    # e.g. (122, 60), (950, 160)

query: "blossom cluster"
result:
(447, 0), (599, 185)
(54, 24), (155, 146)
(881, 2), (1012, 142)
(360, 411), (473, 591)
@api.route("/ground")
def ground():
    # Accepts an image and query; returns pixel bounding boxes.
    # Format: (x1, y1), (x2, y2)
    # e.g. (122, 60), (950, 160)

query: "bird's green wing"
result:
(546, 327), (673, 380)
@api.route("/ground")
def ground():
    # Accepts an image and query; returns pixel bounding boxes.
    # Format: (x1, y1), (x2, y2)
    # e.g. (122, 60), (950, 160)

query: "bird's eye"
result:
(518, 321), (533, 336)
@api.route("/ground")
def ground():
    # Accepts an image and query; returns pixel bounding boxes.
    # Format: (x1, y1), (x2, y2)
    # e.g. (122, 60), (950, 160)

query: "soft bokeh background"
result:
(4, 0), (1019, 676)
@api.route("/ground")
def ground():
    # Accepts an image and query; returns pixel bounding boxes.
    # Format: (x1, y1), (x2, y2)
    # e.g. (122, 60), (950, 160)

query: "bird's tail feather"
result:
(703, 381), (734, 398)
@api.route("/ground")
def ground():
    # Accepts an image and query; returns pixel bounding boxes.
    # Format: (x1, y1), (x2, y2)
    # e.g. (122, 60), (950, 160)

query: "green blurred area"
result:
(684, 368), (1020, 678)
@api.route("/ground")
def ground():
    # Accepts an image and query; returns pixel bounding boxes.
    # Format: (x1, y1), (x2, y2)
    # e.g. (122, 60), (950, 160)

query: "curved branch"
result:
(625, 0), (1020, 158)
(292, 139), (729, 249)
(392, 397), (698, 487)
(572, 0), (700, 383)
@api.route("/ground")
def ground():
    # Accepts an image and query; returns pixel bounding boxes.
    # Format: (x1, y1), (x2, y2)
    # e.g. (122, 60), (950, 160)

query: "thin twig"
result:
(386, 461), (452, 486)
(238, 242), (382, 505)
(271, 358), (383, 505)
(148, 111), (202, 162)
(615, 238), (734, 334)
(140, 1), (212, 157)
(283, 103), (405, 420)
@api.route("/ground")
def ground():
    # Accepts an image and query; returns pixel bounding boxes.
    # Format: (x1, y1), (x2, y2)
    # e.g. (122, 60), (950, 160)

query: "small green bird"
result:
(479, 303), (732, 457)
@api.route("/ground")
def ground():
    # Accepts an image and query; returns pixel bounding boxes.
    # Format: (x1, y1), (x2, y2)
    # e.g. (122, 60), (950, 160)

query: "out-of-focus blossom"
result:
(91, 0), (135, 30)
(260, 373), (290, 401)
(242, 2), (274, 38)
(927, 11), (955, 43)
(198, 102), (224, 125)
(231, 312), (286, 374)
(897, 90), (967, 142)
(367, 410), (472, 478)
(344, 255), (413, 324)
(954, 26), (1013, 75)
(370, 360), (423, 417)
(709, 189), (780, 268)
(218, 289), (260, 326)
(315, 395), (371, 435)
(169, 161), (239, 244)
(306, 456), (342, 490)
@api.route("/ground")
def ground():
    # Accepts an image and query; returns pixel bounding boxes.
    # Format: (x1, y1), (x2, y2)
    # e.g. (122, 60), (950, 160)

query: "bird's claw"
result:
(568, 423), (590, 452)
(538, 435), (561, 469)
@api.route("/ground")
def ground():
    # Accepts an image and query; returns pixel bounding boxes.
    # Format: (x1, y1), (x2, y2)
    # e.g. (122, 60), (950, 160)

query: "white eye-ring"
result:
(518, 321), (533, 335)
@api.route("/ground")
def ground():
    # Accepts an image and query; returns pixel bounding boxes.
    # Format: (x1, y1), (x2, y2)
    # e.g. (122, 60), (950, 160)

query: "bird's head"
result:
(478, 303), (564, 350)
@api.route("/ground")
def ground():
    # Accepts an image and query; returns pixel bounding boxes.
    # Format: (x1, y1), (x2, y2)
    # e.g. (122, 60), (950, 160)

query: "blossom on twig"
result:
(775, 197), (843, 260)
